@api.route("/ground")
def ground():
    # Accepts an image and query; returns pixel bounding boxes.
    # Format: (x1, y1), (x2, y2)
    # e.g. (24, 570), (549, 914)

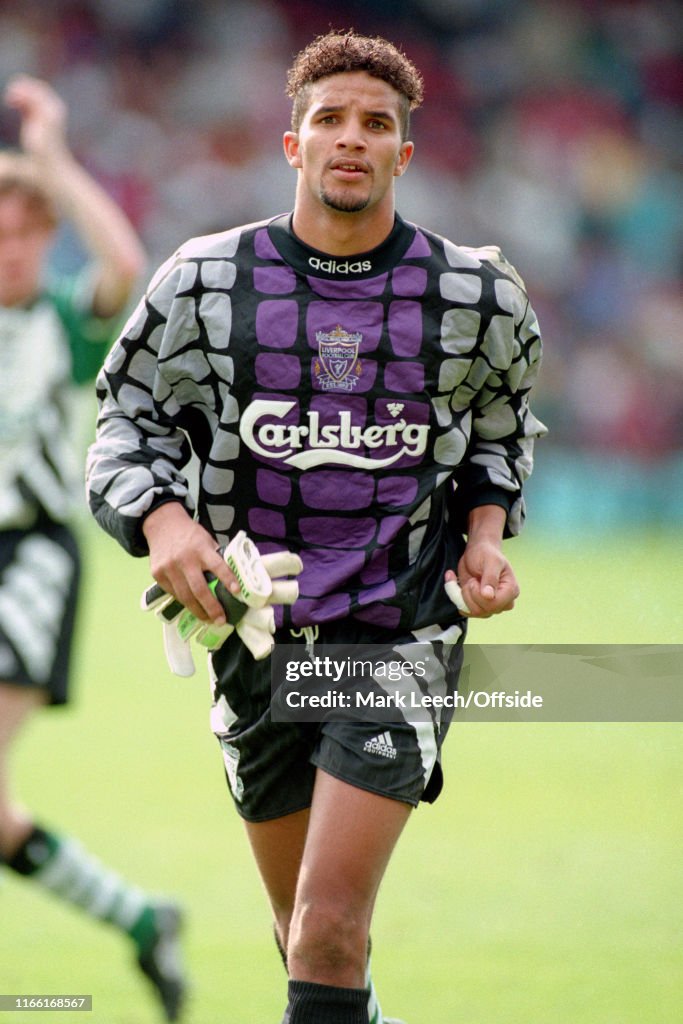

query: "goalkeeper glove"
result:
(141, 531), (303, 676)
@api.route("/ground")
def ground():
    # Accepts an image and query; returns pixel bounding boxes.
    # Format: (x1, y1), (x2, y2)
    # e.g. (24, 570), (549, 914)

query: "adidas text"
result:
(364, 732), (398, 759)
(309, 257), (372, 274)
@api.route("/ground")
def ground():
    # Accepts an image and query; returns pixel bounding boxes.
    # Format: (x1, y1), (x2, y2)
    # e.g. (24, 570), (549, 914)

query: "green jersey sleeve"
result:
(48, 266), (123, 385)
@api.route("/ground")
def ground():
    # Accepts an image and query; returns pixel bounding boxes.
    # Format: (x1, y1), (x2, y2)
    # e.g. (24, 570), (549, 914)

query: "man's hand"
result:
(445, 544), (519, 618)
(4, 74), (146, 317)
(141, 507), (303, 674)
(143, 503), (240, 625)
(4, 75), (69, 163)
(444, 504), (520, 618)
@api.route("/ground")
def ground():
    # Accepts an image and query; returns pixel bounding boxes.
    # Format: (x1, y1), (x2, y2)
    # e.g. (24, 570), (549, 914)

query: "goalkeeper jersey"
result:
(0, 268), (116, 530)
(87, 214), (546, 631)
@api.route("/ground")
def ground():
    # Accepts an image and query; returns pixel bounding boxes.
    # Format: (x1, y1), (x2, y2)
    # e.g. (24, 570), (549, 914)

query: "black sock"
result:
(283, 980), (368, 1024)
(6, 825), (58, 875)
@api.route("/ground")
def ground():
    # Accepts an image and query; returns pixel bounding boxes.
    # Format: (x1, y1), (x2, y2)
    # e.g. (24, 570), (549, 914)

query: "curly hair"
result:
(286, 30), (424, 140)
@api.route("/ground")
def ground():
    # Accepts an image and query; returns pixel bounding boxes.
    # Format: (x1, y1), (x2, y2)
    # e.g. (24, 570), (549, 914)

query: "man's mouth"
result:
(329, 160), (369, 176)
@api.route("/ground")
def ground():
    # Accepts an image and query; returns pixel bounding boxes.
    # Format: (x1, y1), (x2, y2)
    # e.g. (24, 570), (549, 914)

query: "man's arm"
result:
(443, 252), (547, 619)
(445, 504), (519, 618)
(448, 250), (547, 541)
(85, 245), (202, 558)
(5, 74), (146, 316)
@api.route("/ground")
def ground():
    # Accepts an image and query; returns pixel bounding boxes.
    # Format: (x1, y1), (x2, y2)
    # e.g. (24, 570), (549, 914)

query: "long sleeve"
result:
(86, 253), (203, 556)
(446, 246), (547, 537)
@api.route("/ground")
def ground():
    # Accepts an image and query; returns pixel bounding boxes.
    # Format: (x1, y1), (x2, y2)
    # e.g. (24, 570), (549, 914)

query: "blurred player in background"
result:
(87, 30), (546, 1024)
(0, 75), (186, 1021)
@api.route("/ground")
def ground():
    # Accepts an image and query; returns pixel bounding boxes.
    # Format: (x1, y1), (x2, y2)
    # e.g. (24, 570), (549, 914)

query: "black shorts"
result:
(0, 520), (81, 705)
(209, 619), (465, 822)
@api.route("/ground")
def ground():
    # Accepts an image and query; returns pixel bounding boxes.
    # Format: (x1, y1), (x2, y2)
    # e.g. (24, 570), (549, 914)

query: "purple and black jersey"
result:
(87, 213), (546, 632)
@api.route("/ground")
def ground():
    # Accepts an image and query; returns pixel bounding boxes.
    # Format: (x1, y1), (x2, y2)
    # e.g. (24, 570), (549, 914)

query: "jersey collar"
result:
(266, 213), (417, 279)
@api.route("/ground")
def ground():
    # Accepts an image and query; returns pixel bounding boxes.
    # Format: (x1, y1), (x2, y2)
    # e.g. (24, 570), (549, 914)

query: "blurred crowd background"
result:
(1, 0), (681, 531)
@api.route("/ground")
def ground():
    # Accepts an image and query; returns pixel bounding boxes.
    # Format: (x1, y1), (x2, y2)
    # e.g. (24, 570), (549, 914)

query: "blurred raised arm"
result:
(4, 74), (146, 316)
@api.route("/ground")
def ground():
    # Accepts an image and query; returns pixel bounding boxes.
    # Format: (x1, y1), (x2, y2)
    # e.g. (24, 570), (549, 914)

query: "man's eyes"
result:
(317, 116), (389, 130)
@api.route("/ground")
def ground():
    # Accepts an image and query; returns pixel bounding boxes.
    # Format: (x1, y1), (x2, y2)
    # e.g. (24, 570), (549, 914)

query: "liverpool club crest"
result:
(314, 325), (362, 392)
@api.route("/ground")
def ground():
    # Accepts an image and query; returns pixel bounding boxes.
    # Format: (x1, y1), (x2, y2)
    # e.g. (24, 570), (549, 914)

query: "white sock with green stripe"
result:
(7, 825), (155, 950)
(366, 953), (384, 1024)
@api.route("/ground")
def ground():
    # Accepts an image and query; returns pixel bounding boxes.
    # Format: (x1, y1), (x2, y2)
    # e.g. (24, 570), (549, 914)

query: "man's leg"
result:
(244, 770), (410, 1023)
(247, 807), (393, 1020)
(243, 805), (310, 955)
(288, 769), (411, 986)
(0, 685), (43, 854)
(0, 684), (186, 1022)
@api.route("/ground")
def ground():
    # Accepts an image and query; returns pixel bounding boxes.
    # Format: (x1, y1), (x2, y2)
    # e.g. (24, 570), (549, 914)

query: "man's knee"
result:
(288, 897), (369, 977)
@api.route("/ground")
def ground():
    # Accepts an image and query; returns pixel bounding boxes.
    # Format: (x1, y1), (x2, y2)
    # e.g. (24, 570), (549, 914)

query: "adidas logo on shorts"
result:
(363, 731), (398, 759)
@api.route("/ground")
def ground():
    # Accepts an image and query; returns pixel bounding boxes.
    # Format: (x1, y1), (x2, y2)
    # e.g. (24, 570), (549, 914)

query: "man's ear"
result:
(283, 131), (302, 168)
(394, 140), (414, 178)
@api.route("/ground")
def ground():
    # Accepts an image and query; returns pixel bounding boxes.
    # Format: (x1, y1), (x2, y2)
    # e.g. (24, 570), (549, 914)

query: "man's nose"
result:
(335, 120), (367, 149)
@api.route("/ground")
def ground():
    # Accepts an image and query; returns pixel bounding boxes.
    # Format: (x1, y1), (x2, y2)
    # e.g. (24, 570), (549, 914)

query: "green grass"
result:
(3, 522), (682, 1023)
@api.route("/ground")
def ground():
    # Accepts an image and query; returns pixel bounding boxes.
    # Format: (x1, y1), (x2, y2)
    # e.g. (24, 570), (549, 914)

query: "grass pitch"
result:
(2, 522), (682, 1023)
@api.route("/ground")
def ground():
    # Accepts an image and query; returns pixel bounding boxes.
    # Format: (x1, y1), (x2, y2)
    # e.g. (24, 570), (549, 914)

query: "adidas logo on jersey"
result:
(308, 256), (372, 275)
(363, 731), (398, 759)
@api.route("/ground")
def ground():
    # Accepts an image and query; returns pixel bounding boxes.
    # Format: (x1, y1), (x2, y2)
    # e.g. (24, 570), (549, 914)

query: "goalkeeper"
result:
(87, 29), (546, 1024)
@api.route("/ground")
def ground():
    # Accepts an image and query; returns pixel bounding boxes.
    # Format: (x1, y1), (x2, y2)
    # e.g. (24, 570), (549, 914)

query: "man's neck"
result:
(291, 201), (396, 256)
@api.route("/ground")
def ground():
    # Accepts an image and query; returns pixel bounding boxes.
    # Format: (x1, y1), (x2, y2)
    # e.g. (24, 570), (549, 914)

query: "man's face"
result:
(284, 71), (413, 218)
(0, 192), (54, 307)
